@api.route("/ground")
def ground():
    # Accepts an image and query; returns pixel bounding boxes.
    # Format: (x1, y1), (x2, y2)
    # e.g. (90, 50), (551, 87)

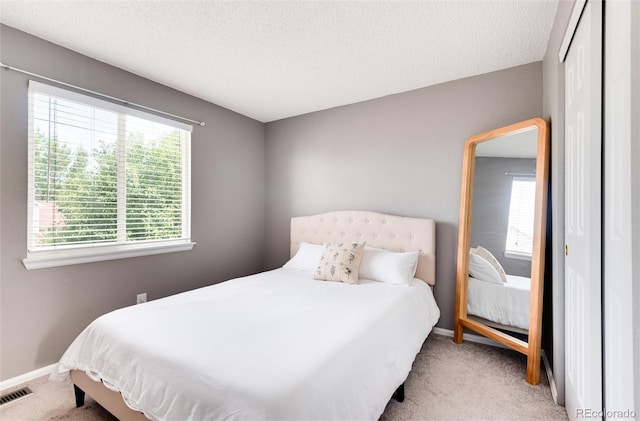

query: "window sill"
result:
(22, 241), (196, 270)
(504, 251), (532, 261)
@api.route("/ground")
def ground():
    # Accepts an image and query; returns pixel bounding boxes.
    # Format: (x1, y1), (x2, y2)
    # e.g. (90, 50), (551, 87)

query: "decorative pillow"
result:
(472, 246), (507, 282)
(282, 242), (323, 271)
(313, 242), (366, 284)
(468, 251), (504, 284)
(359, 246), (420, 286)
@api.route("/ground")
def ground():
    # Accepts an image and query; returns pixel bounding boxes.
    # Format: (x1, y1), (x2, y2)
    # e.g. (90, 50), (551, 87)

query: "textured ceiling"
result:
(0, 1), (558, 123)
(476, 128), (539, 158)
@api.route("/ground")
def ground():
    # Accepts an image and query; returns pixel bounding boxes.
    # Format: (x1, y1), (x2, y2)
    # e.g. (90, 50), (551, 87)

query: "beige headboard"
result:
(290, 210), (436, 285)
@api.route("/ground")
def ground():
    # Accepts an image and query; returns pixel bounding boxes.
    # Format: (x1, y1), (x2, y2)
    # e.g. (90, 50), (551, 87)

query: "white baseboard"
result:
(432, 327), (509, 349)
(541, 349), (559, 403)
(0, 363), (56, 392)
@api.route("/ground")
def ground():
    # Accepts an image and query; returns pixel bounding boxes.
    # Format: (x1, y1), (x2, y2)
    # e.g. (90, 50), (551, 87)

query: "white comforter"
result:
(467, 274), (531, 330)
(51, 268), (440, 420)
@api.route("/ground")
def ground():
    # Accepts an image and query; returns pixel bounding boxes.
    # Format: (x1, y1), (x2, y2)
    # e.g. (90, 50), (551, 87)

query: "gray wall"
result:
(0, 25), (266, 380)
(471, 157), (535, 278)
(542, 0), (576, 405)
(264, 62), (543, 331)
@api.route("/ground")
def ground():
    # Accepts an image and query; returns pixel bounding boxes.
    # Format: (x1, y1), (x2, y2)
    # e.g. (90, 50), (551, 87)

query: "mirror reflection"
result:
(466, 127), (539, 336)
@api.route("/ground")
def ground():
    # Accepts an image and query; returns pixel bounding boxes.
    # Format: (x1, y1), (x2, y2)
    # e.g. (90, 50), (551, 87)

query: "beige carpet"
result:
(0, 333), (567, 420)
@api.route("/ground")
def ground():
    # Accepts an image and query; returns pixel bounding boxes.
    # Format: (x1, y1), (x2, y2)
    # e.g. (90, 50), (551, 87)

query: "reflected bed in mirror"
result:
(453, 118), (549, 385)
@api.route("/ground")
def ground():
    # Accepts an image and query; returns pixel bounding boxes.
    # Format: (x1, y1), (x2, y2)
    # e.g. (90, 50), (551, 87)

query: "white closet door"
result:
(564, 1), (602, 420)
(604, 0), (636, 418)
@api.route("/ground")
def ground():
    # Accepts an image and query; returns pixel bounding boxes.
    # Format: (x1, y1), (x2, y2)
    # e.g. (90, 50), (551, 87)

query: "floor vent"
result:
(0, 387), (33, 406)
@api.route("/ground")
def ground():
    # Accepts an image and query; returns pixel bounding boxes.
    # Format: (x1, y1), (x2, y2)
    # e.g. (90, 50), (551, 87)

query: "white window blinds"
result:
(505, 177), (536, 257)
(26, 81), (192, 265)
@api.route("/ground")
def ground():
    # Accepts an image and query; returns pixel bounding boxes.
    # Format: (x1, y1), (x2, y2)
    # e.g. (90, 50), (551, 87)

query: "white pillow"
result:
(359, 246), (420, 286)
(282, 242), (323, 271)
(472, 246), (507, 282)
(468, 252), (504, 284)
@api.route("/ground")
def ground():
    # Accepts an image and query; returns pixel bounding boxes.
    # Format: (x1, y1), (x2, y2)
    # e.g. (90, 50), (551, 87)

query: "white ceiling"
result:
(475, 127), (539, 158)
(0, 1), (558, 123)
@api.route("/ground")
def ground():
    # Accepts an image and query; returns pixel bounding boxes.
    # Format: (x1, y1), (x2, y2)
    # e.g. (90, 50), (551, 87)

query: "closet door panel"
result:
(604, 0), (636, 416)
(564, 1), (602, 419)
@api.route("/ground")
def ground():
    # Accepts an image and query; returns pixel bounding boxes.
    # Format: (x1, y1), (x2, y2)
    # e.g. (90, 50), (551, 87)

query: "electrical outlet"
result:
(136, 293), (147, 304)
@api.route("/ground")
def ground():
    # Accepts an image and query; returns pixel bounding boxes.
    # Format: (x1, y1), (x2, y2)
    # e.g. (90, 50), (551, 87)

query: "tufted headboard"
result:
(290, 210), (436, 285)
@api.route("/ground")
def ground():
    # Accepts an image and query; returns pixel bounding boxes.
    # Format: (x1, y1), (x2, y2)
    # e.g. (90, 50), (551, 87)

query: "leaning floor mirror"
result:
(453, 118), (550, 385)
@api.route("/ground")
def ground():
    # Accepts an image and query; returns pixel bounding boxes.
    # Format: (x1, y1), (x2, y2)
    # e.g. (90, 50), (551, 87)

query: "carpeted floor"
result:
(0, 333), (567, 420)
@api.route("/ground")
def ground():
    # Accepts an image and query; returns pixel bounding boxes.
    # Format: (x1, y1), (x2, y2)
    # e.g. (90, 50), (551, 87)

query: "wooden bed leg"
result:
(392, 383), (405, 402)
(74, 384), (86, 408)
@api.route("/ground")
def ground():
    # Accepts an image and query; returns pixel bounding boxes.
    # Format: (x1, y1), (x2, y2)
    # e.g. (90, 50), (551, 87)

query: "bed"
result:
(50, 210), (439, 420)
(467, 274), (531, 333)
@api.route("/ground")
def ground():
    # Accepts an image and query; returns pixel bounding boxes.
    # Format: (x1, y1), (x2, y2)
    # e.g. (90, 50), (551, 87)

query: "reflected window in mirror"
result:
(505, 177), (536, 260)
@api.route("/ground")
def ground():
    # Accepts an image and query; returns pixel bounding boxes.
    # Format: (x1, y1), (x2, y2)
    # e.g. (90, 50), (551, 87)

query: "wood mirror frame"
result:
(453, 118), (550, 385)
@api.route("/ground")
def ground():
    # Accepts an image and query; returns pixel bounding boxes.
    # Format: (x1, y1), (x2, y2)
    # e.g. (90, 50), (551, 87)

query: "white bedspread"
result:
(51, 268), (440, 420)
(467, 274), (531, 330)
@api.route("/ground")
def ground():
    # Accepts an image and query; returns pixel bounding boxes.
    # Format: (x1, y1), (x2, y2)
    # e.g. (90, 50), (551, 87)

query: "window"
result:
(24, 81), (193, 269)
(505, 177), (536, 260)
